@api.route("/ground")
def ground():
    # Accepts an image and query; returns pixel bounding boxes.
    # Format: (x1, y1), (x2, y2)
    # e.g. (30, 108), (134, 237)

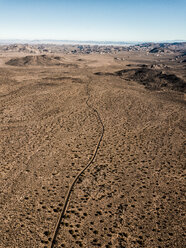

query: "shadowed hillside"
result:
(6, 55), (63, 66)
(115, 68), (186, 92)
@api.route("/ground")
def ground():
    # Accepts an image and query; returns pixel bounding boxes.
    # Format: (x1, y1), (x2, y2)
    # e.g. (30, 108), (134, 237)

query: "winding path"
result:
(50, 83), (105, 247)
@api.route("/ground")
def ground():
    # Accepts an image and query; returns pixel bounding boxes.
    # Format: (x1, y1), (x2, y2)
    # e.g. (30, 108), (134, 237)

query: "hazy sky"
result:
(0, 0), (186, 41)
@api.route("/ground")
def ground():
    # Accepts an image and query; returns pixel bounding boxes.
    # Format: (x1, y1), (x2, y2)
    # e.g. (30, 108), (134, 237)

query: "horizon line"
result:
(0, 39), (186, 44)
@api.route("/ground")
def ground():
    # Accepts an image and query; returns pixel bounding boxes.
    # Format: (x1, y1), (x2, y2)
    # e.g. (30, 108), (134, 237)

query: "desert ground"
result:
(0, 43), (185, 248)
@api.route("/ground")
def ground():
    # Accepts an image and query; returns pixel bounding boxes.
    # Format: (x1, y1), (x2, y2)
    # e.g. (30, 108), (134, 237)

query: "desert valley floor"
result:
(0, 44), (185, 248)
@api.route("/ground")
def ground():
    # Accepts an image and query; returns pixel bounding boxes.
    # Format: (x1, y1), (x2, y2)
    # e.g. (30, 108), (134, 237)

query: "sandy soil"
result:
(0, 49), (185, 248)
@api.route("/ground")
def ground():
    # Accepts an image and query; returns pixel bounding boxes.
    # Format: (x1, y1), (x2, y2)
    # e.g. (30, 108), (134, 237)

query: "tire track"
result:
(50, 82), (104, 248)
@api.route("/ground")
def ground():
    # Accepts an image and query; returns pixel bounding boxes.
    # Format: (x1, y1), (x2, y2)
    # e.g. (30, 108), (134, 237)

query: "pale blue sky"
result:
(0, 0), (186, 41)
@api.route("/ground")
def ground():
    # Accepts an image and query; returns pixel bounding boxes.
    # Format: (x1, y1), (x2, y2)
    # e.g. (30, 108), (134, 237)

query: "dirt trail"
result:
(50, 82), (104, 247)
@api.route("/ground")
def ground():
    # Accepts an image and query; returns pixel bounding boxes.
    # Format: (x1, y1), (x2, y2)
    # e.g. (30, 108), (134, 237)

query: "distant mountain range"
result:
(0, 39), (185, 46)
